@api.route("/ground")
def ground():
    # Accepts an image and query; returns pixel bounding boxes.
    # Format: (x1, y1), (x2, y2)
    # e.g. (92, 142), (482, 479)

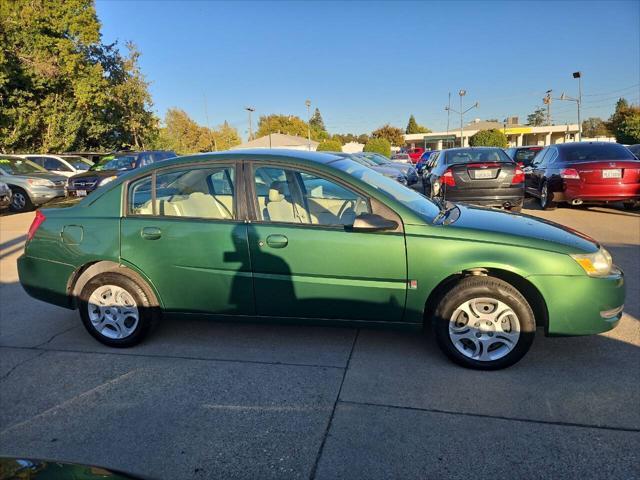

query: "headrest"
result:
(268, 182), (285, 202)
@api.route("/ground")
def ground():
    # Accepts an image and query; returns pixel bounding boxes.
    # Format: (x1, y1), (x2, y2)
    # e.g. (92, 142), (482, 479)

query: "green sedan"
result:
(17, 150), (625, 369)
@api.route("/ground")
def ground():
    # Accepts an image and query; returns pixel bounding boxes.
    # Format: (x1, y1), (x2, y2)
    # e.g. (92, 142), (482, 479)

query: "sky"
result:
(96, 0), (640, 139)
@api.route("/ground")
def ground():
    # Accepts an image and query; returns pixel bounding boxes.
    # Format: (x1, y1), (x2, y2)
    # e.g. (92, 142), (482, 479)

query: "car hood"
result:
(70, 169), (129, 180)
(2, 171), (67, 182)
(435, 204), (598, 254)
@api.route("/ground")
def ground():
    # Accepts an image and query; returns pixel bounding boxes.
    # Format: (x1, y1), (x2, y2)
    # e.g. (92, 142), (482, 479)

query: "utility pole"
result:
(203, 93), (216, 151)
(543, 90), (552, 126)
(305, 99), (312, 150)
(245, 106), (255, 141)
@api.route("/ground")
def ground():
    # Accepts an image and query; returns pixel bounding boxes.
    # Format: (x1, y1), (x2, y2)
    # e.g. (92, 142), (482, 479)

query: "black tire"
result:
(539, 181), (556, 210)
(432, 276), (536, 370)
(623, 201), (639, 211)
(9, 187), (34, 212)
(79, 272), (157, 347)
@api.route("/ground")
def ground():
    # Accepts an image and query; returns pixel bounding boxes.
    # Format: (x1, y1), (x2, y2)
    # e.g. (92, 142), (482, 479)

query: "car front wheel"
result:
(79, 273), (156, 347)
(9, 187), (34, 212)
(433, 276), (535, 370)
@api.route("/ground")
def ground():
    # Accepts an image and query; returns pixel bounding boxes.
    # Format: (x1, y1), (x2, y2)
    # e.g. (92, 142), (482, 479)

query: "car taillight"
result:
(441, 169), (456, 187)
(27, 210), (46, 241)
(561, 168), (580, 179)
(512, 167), (525, 184)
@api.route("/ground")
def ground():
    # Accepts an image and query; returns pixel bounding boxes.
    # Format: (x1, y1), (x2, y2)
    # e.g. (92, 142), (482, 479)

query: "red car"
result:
(407, 147), (425, 163)
(524, 142), (640, 209)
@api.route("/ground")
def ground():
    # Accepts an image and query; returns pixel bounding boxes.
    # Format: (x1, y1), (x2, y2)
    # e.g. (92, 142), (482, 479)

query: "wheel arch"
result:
(423, 267), (549, 333)
(67, 260), (163, 309)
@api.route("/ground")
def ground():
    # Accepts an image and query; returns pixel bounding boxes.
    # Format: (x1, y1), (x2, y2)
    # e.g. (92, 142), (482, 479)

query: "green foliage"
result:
(0, 0), (157, 152)
(357, 133), (370, 144)
(363, 138), (391, 157)
(154, 109), (240, 154)
(405, 115), (431, 134)
(316, 139), (342, 152)
(607, 99), (640, 144)
(309, 108), (326, 131)
(582, 117), (610, 138)
(371, 124), (405, 146)
(256, 114), (309, 138)
(469, 129), (508, 148)
(526, 107), (546, 126)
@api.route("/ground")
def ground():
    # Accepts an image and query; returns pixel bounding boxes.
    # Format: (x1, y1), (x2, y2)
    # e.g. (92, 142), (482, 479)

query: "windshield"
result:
(445, 148), (513, 165)
(362, 153), (391, 166)
(0, 157), (48, 175)
(563, 144), (638, 162)
(90, 154), (137, 171)
(62, 156), (92, 170)
(332, 159), (440, 221)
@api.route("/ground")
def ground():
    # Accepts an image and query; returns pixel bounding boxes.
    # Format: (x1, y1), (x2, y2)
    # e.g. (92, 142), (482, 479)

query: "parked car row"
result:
(0, 151), (177, 212)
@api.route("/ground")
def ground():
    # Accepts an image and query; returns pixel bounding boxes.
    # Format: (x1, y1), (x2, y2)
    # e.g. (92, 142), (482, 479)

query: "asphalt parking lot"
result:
(1, 200), (639, 479)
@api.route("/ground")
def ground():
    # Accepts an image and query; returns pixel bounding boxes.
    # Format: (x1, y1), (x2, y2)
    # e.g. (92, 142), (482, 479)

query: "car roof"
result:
(554, 142), (621, 150)
(155, 149), (345, 168)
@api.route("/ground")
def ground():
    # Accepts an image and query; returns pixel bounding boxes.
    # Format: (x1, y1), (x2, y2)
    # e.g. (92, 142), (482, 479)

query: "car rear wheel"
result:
(539, 181), (556, 210)
(79, 273), (155, 347)
(9, 187), (34, 213)
(623, 201), (639, 211)
(432, 276), (535, 370)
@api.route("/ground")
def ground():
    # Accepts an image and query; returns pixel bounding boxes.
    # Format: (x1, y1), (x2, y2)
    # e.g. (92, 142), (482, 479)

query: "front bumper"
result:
(528, 268), (625, 336)
(29, 186), (65, 205)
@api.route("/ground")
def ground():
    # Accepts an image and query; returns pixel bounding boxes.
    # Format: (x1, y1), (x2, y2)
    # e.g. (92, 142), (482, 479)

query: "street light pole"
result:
(446, 92), (451, 147)
(573, 71), (582, 141)
(459, 90), (465, 147)
(305, 99), (312, 150)
(245, 106), (255, 141)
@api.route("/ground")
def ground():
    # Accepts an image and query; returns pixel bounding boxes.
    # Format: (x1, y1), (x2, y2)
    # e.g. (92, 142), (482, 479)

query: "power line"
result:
(583, 83), (639, 97)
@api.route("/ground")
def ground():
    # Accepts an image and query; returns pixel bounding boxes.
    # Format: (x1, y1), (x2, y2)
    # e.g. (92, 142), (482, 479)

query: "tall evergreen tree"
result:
(309, 108), (326, 131)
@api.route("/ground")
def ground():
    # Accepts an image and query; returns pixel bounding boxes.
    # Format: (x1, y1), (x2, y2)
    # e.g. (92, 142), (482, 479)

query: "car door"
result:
(246, 162), (407, 322)
(120, 162), (254, 316)
(525, 148), (548, 195)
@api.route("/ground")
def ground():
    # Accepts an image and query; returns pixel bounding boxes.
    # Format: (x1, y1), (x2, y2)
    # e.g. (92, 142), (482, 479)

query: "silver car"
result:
(0, 181), (12, 210)
(0, 155), (66, 212)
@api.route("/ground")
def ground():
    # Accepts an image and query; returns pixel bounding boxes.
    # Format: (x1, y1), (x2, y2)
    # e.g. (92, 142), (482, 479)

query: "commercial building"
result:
(405, 119), (584, 150)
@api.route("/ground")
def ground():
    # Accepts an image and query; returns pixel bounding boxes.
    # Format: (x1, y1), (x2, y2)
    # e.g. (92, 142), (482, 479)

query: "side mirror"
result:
(347, 213), (398, 232)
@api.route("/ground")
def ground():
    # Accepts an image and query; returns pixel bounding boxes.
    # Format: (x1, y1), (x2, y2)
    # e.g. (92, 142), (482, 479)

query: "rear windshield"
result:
(445, 149), (513, 165)
(0, 157), (47, 175)
(562, 144), (639, 162)
(515, 148), (542, 163)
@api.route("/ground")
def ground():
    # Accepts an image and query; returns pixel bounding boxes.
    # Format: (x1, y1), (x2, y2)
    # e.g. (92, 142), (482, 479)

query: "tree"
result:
(607, 98), (640, 144)
(582, 117), (610, 138)
(526, 107), (546, 126)
(316, 139), (342, 152)
(154, 109), (240, 154)
(357, 134), (370, 144)
(363, 138), (391, 157)
(405, 115), (431, 134)
(371, 124), (405, 147)
(256, 114), (309, 138)
(309, 108), (326, 132)
(469, 129), (508, 148)
(0, 0), (157, 152)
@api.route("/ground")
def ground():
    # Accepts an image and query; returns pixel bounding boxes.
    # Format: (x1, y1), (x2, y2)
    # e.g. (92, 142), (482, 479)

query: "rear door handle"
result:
(141, 226), (162, 240)
(265, 234), (288, 248)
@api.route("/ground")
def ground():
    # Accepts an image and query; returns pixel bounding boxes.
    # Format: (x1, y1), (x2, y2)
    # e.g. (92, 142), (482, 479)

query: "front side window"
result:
(0, 157), (47, 175)
(129, 166), (235, 220)
(253, 166), (370, 226)
(44, 158), (72, 171)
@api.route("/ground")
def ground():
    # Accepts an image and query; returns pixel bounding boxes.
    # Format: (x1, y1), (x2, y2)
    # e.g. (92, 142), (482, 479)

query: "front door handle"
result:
(141, 226), (162, 240)
(265, 234), (288, 248)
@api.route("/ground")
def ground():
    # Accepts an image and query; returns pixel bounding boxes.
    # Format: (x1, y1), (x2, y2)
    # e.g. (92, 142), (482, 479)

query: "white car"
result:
(19, 154), (93, 178)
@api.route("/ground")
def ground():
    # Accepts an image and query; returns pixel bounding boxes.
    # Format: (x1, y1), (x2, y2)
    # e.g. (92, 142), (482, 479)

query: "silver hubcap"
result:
(88, 285), (139, 339)
(541, 184), (548, 206)
(448, 297), (521, 362)
(12, 192), (26, 209)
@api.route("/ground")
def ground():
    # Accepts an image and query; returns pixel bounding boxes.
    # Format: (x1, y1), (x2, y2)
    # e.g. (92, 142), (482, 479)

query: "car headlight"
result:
(27, 179), (54, 187)
(570, 247), (613, 277)
(98, 175), (118, 186)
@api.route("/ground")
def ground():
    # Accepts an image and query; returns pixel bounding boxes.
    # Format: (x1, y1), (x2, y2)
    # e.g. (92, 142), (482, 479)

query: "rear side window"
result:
(128, 166), (235, 220)
(562, 144), (638, 162)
